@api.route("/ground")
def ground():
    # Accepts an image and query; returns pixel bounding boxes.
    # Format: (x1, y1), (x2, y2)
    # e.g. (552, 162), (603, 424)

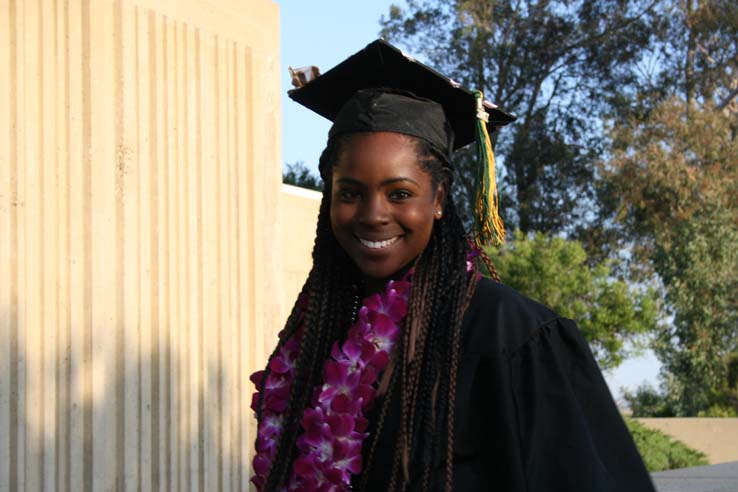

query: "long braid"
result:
(445, 269), (479, 492)
(400, 258), (431, 481)
(405, 253), (440, 480)
(359, 367), (399, 492)
(479, 248), (501, 282)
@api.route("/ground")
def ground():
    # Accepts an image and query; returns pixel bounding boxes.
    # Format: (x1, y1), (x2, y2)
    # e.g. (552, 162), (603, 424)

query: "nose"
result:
(358, 193), (390, 226)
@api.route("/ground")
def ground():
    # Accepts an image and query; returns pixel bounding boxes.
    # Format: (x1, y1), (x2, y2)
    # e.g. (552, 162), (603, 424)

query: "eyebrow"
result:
(336, 176), (420, 187)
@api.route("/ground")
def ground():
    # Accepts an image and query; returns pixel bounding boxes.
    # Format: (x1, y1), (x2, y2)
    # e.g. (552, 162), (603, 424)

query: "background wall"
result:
(638, 418), (738, 465)
(0, 0), (283, 490)
(278, 184), (321, 320)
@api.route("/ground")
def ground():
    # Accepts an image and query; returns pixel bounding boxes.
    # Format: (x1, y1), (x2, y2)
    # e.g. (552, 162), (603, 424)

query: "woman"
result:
(250, 40), (655, 492)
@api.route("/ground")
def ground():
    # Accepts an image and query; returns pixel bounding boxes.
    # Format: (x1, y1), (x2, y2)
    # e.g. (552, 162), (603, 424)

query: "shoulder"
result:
(461, 277), (562, 356)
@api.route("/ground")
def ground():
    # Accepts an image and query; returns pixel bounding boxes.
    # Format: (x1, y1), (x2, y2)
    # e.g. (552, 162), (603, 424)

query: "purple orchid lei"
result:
(250, 277), (412, 492)
(250, 248), (481, 492)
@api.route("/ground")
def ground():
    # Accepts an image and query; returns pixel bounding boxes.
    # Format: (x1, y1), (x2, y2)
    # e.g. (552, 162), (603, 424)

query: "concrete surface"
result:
(652, 461), (738, 492)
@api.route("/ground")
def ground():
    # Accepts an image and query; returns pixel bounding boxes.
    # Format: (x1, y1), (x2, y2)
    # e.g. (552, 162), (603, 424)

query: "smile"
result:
(357, 236), (401, 250)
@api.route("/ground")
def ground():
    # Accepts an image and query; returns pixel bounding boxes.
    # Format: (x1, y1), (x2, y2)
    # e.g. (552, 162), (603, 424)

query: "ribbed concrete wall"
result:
(278, 184), (321, 320)
(0, 0), (282, 490)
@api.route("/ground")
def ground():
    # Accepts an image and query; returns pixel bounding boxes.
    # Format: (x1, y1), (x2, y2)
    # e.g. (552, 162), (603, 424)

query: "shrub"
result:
(697, 404), (738, 418)
(626, 419), (708, 472)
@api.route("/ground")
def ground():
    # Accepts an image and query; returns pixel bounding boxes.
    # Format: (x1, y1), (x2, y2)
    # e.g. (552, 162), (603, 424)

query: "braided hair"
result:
(256, 132), (499, 492)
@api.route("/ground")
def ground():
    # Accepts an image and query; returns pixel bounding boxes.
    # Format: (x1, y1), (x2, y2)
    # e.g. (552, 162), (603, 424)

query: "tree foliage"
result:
(283, 162), (323, 191)
(485, 232), (659, 370)
(620, 0), (738, 115)
(625, 384), (676, 418)
(600, 96), (738, 415)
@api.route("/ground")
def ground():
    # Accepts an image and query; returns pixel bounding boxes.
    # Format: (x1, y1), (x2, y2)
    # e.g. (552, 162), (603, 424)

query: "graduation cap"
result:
(287, 39), (515, 246)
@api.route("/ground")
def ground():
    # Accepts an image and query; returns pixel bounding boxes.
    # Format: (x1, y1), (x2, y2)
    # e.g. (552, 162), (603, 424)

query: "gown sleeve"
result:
(502, 317), (656, 492)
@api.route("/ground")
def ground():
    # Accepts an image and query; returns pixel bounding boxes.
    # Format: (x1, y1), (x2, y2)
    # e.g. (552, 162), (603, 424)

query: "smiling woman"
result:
(249, 40), (657, 492)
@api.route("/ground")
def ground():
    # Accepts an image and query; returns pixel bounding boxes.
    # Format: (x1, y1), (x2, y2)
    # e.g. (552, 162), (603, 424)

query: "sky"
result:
(275, 0), (661, 402)
(277, 0), (404, 175)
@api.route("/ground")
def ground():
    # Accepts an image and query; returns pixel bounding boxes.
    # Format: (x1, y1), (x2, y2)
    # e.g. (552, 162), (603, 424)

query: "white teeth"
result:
(358, 236), (400, 250)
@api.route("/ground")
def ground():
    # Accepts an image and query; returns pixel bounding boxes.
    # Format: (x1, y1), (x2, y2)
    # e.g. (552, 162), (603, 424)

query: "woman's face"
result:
(330, 132), (445, 282)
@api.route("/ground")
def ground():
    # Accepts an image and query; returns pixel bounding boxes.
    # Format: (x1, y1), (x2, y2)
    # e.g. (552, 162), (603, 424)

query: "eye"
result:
(389, 189), (413, 200)
(337, 189), (361, 201)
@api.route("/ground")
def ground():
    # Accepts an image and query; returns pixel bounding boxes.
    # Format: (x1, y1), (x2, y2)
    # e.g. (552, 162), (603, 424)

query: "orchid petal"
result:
(250, 370), (266, 387)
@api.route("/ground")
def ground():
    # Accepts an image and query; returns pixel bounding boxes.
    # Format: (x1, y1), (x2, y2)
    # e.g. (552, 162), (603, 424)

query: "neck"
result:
(362, 277), (387, 296)
(361, 262), (415, 296)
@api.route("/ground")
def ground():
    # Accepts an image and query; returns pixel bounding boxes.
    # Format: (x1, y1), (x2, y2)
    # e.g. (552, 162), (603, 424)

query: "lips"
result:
(356, 235), (402, 250)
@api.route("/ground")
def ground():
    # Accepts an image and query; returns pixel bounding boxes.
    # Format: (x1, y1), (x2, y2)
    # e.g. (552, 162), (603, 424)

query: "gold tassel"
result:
(473, 91), (506, 247)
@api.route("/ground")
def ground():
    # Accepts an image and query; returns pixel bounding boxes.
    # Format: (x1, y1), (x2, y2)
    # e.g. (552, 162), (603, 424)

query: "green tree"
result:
(381, 0), (660, 233)
(601, 98), (738, 414)
(486, 232), (659, 370)
(625, 384), (676, 418)
(592, 1), (738, 415)
(283, 162), (323, 192)
(652, 205), (738, 415)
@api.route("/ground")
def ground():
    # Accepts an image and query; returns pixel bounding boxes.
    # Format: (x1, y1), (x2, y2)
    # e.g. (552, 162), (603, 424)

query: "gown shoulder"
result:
(461, 276), (559, 356)
(450, 277), (656, 492)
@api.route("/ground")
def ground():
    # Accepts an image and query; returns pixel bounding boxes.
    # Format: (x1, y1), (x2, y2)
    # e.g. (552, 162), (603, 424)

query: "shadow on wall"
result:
(1, 306), (257, 491)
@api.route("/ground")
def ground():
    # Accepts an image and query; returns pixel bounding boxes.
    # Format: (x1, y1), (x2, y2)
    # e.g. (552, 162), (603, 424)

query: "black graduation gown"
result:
(355, 278), (656, 492)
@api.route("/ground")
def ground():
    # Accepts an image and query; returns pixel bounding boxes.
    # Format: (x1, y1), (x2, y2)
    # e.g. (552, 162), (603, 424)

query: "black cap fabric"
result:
(328, 88), (455, 161)
(288, 39), (515, 160)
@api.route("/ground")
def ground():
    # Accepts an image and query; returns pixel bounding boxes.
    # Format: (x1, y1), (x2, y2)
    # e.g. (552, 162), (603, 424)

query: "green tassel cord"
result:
(472, 90), (506, 247)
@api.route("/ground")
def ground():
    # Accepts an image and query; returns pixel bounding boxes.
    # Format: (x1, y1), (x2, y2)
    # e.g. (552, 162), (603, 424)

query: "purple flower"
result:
(259, 413), (284, 440)
(330, 393), (362, 414)
(326, 413), (354, 437)
(253, 452), (272, 475)
(363, 290), (408, 322)
(265, 373), (291, 399)
(250, 475), (265, 489)
(466, 246), (481, 272)
(363, 312), (400, 354)
(332, 437), (363, 479)
(250, 370), (266, 387)
(318, 361), (360, 410)
(270, 339), (299, 374)
(330, 338), (365, 373)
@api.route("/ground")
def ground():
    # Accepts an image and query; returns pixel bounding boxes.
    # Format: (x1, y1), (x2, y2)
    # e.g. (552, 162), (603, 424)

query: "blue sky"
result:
(275, 0), (661, 402)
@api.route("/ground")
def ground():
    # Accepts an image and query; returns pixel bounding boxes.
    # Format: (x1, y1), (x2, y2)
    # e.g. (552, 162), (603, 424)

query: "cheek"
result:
(329, 201), (353, 232)
(403, 208), (435, 236)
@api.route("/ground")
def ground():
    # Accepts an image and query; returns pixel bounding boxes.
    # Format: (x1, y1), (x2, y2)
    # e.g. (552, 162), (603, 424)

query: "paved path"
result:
(652, 461), (738, 492)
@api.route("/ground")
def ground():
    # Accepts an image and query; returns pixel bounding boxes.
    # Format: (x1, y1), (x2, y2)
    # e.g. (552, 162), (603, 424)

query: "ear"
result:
(433, 183), (446, 220)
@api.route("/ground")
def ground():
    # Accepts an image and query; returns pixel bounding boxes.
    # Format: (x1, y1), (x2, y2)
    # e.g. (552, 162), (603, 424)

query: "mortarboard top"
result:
(287, 39), (515, 155)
